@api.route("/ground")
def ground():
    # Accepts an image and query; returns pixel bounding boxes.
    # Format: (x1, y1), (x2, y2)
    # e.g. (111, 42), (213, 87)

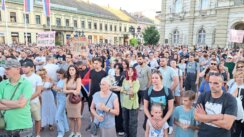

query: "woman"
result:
(110, 63), (125, 135)
(63, 65), (82, 137)
(143, 70), (174, 132)
(52, 69), (69, 137)
(219, 60), (230, 87)
(37, 68), (56, 131)
(90, 77), (119, 137)
(120, 67), (140, 137)
(231, 71), (244, 137)
(121, 59), (129, 77)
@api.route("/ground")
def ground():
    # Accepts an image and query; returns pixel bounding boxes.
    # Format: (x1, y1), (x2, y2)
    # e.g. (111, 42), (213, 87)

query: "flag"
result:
(81, 70), (90, 94)
(43, 0), (50, 17)
(1, 0), (5, 11)
(24, 0), (34, 13)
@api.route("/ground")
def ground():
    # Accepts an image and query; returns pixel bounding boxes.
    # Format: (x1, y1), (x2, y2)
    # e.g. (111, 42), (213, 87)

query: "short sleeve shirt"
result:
(135, 64), (151, 90)
(144, 88), (174, 116)
(89, 69), (107, 95)
(0, 76), (33, 130)
(186, 62), (200, 74)
(159, 66), (177, 88)
(196, 92), (237, 137)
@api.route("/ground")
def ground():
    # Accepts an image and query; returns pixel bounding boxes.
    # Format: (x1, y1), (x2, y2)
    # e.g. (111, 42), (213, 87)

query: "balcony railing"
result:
(43, 25), (74, 31)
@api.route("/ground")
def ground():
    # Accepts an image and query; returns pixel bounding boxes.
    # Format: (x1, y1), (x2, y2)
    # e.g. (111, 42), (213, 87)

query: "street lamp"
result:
(129, 26), (135, 37)
(137, 26), (141, 33)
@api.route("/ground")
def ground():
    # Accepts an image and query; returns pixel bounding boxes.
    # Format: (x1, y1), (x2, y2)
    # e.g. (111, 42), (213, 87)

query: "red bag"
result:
(69, 94), (81, 104)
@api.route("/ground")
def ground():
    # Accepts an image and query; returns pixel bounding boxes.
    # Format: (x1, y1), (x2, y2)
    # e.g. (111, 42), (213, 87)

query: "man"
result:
(148, 52), (159, 69)
(195, 73), (237, 137)
(59, 53), (73, 71)
(19, 51), (33, 66)
(43, 55), (60, 82)
(22, 61), (42, 137)
(0, 59), (33, 136)
(34, 50), (46, 71)
(158, 55), (178, 134)
(185, 54), (200, 92)
(135, 53), (151, 110)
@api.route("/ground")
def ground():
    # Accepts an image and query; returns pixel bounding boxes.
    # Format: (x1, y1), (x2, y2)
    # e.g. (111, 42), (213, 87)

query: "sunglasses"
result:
(211, 63), (217, 65)
(209, 72), (221, 76)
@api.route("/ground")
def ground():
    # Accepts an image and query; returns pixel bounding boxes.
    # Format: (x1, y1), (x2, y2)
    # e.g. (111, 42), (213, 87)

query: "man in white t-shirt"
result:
(34, 51), (46, 71)
(22, 61), (43, 137)
(43, 55), (60, 83)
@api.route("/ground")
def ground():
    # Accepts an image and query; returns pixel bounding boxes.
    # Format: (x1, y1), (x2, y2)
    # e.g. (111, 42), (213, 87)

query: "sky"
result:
(89, 0), (161, 18)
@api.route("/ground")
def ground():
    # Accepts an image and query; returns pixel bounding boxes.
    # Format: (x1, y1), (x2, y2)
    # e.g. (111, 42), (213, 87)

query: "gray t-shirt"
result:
(186, 62), (200, 74)
(136, 64), (151, 90)
(159, 66), (177, 89)
(196, 92), (237, 137)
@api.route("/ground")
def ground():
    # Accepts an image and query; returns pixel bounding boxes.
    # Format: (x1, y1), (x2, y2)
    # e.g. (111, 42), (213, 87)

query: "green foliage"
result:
(129, 38), (138, 46)
(55, 41), (62, 46)
(143, 26), (160, 45)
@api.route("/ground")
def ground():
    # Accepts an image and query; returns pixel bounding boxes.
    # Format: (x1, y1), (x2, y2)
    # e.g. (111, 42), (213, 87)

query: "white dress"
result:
(41, 82), (57, 127)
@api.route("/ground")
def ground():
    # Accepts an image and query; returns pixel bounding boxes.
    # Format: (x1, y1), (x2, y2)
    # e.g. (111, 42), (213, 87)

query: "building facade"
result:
(160, 0), (244, 48)
(0, 0), (153, 45)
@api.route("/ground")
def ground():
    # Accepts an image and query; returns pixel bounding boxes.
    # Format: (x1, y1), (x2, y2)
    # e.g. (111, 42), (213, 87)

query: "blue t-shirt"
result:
(173, 106), (197, 137)
(93, 92), (117, 128)
(199, 80), (226, 93)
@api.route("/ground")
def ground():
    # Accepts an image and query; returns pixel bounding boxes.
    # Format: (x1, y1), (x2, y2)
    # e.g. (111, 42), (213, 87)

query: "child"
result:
(145, 103), (169, 137)
(173, 90), (198, 137)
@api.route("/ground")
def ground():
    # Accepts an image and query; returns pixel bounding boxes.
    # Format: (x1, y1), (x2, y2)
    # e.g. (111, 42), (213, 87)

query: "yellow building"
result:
(0, 0), (154, 45)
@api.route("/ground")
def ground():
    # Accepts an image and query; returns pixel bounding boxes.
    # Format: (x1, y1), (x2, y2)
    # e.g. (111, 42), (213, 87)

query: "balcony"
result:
(43, 25), (74, 31)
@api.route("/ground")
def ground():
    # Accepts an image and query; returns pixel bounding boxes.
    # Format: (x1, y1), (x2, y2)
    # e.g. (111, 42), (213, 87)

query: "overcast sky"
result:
(89, 0), (161, 17)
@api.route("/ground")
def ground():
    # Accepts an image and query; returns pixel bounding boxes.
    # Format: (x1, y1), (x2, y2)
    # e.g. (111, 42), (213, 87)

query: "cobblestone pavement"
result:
(40, 102), (176, 137)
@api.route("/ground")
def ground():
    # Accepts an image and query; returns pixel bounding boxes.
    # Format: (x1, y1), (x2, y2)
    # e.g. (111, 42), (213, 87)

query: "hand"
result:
(181, 123), (190, 129)
(196, 104), (206, 115)
(18, 95), (26, 108)
(98, 103), (107, 111)
(97, 115), (104, 122)
(195, 80), (199, 85)
(216, 114), (224, 120)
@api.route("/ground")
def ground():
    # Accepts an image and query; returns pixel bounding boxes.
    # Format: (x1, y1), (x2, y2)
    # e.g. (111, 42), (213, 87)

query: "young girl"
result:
(145, 103), (169, 137)
(173, 90), (198, 137)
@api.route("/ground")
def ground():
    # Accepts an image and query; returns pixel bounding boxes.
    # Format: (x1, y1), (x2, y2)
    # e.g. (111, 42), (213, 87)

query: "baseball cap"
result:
(22, 61), (35, 67)
(4, 59), (21, 69)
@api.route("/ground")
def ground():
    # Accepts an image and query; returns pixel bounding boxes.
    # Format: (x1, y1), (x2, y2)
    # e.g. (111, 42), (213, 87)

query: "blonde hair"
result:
(234, 71), (244, 81)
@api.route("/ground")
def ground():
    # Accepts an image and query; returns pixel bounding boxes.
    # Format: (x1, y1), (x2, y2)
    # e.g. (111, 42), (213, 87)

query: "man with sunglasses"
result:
(195, 72), (237, 137)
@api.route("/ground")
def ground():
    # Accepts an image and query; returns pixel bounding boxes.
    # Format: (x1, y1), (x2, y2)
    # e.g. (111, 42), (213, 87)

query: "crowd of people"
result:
(0, 44), (243, 137)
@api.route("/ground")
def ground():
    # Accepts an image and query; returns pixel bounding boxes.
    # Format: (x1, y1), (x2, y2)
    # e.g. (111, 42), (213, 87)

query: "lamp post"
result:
(129, 26), (135, 37)
(137, 26), (141, 44)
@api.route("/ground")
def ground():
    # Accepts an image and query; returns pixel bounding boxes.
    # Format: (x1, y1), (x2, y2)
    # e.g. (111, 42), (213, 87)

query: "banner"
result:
(228, 29), (244, 43)
(1, 0), (5, 11)
(24, 0), (34, 13)
(37, 31), (55, 47)
(67, 37), (88, 57)
(43, 0), (50, 16)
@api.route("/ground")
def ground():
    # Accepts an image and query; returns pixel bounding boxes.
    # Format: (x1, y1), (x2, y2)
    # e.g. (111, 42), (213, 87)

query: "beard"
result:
(138, 62), (143, 65)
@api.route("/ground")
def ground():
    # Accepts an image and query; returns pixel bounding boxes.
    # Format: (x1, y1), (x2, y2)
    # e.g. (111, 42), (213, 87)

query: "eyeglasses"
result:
(210, 63), (217, 65)
(237, 66), (244, 69)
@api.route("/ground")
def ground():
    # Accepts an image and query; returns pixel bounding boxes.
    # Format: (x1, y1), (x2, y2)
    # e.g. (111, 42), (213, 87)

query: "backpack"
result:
(236, 88), (244, 122)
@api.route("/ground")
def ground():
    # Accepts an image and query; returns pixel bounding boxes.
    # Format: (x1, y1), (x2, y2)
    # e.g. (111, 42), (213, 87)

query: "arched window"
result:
(198, 28), (206, 44)
(200, 0), (208, 10)
(175, 0), (183, 13)
(173, 30), (180, 44)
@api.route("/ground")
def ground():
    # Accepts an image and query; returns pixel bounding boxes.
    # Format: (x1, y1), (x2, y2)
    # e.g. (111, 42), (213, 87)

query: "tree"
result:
(143, 26), (160, 45)
(129, 38), (138, 47)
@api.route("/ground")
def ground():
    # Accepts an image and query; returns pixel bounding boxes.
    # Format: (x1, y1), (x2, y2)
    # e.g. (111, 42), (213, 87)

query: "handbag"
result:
(69, 93), (81, 104)
(90, 93), (113, 136)
(0, 83), (21, 129)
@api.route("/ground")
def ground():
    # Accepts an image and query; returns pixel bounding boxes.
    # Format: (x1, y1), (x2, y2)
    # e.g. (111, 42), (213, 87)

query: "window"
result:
(110, 25), (113, 31)
(10, 12), (17, 23)
(175, 0), (183, 13)
(124, 26), (127, 32)
(66, 19), (69, 27)
(35, 15), (41, 24)
(74, 20), (77, 28)
(114, 26), (117, 32)
(173, 30), (180, 44)
(24, 14), (29, 24)
(81, 21), (85, 29)
(119, 26), (122, 32)
(198, 28), (206, 44)
(105, 24), (108, 31)
(200, 0), (208, 10)
(94, 22), (97, 30)
(56, 18), (61, 26)
(100, 23), (103, 30)
(47, 17), (50, 26)
(0, 12), (2, 22)
(88, 22), (92, 29)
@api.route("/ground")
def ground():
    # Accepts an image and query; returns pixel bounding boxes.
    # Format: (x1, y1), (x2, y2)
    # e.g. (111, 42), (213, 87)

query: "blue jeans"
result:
(55, 93), (69, 136)
(122, 108), (138, 137)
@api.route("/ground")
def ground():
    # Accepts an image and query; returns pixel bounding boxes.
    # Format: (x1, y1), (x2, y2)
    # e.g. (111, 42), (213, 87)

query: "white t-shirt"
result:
(43, 63), (60, 82)
(35, 56), (46, 71)
(23, 73), (42, 104)
(0, 67), (5, 77)
(148, 120), (169, 137)
(149, 59), (159, 69)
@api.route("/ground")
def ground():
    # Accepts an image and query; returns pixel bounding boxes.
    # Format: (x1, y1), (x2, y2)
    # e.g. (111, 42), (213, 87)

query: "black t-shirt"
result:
(197, 92), (237, 137)
(56, 55), (66, 62)
(89, 69), (107, 95)
(79, 68), (89, 79)
(237, 88), (244, 109)
(144, 87), (174, 117)
(114, 75), (124, 87)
